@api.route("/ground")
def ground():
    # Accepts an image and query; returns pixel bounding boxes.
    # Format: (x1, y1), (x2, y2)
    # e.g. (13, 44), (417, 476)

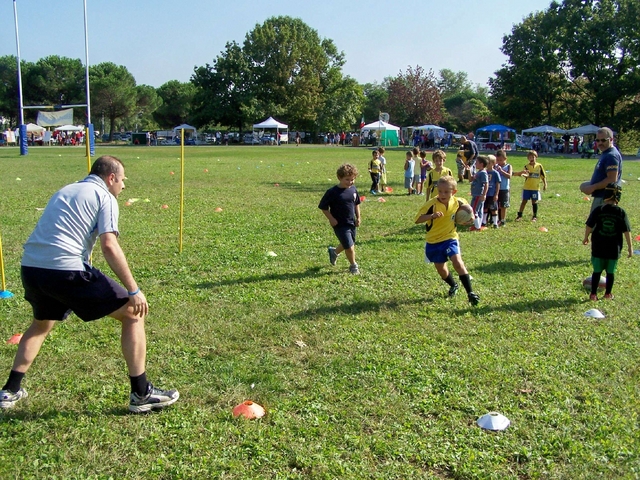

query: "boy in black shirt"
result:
(583, 183), (632, 300)
(319, 164), (361, 274)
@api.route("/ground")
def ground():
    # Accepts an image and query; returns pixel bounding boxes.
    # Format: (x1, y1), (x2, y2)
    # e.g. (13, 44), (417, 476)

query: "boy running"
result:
(415, 176), (480, 306)
(319, 163), (362, 274)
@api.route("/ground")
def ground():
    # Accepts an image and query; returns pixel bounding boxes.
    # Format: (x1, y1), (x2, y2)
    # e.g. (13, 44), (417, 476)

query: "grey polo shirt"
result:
(22, 175), (119, 271)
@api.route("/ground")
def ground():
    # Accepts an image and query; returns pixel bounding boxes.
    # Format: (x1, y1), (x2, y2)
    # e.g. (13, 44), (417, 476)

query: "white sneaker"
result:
(129, 384), (179, 413)
(0, 388), (28, 408)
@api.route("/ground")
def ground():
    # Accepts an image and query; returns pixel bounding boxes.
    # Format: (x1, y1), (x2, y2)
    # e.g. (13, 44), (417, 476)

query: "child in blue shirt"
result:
(483, 155), (502, 228)
(470, 156), (488, 231)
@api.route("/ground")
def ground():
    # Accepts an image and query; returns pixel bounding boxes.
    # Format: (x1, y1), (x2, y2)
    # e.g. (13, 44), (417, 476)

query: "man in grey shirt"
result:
(1, 155), (179, 413)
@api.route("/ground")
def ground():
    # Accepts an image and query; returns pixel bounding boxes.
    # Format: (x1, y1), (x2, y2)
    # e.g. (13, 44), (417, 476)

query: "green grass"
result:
(1, 145), (639, 479)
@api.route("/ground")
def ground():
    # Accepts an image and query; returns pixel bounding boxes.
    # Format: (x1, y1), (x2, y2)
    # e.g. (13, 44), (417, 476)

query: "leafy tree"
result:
(316, 73), (363, 132)
(385, 65), (441, 127)
(488, 11), (568, 129)
(438, 69), (473, 100)
(551, 0), (640, 128)
(131, 84), (162, 131)
(89, 62), (137, 140)
(0, 56), (21, 126)
(154, 80), (196, 128)
(192, 17), (362, 133)
(360, 82), (389, 126)
(490, 0), (640, 131)
(242, 16), (346, 131)
(191, 41), (252, 131)
(24, 56), (85, 114)
(437, 69), (492, 132)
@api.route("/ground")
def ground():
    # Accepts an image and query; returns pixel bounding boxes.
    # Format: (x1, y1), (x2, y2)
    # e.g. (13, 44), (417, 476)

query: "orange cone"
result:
(232, 400), (265, 419)
(6, 333), (22, 345)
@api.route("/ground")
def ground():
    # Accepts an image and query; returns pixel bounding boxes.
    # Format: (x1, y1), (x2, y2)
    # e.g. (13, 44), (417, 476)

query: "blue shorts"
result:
(404, 177), (413, 189)
(21, 265), (129, 321)
(425, 239), (461, 264)
(334, 225), (356, 249)
(522, 190), (540, 201)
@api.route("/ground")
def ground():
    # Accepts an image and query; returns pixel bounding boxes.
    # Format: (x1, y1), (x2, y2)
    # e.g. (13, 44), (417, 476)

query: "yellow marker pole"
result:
(0, 233), (15, 298)
(179, 129), (185, 253)
(85, 126), (91, 173)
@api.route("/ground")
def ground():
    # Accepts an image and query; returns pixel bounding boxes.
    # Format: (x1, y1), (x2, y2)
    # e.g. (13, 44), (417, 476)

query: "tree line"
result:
(1, 1), (638, 145)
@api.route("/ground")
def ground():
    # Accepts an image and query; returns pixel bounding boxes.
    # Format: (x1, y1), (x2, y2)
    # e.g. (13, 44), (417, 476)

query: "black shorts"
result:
(498, 190), (510, 208)
(485, 198), (498, 211)
(333, 225), (357, 249)
(21, 265), (129, 321)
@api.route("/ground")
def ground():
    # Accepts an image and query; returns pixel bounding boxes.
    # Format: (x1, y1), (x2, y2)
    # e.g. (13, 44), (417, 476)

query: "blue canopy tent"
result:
(475, 124), (516, 151)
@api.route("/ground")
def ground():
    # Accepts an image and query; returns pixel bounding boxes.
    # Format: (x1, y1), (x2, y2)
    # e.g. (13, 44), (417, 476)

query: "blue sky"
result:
(0, 0), (552, 89)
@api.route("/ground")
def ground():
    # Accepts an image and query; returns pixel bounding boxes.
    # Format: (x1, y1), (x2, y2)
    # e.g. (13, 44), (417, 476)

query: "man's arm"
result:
(100, 232), (148, 317)
(580, 169), (618, 195)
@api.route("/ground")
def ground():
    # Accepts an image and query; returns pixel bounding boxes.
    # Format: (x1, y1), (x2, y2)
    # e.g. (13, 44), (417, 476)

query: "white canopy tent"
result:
(567, 124), (600, 135)
(25, 123), (45, 133)
(173, 124), (198, 139)
(411, 124), (445, 133)
(522, 125), (567, 134)
(55, 125), (84, 132)
(252, 117), (289, 144)
(361, 120), (400, 131)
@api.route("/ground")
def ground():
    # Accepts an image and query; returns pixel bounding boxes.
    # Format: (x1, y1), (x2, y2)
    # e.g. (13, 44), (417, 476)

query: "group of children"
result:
(319, 147), (632, 304)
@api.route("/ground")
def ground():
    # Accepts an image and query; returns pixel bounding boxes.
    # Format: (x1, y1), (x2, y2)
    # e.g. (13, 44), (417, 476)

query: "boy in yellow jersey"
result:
(415, 176), (480, 305)
(425, 150), (454, 199)
(514, 150), (547, 222)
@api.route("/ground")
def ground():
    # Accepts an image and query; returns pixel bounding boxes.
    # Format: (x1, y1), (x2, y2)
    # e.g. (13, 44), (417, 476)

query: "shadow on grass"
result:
(194, 266), (331, 289)
(279, 297), (426, 322)
(434, 296), (582, 317)
(0, 405), (137, 422)
(474, 259), (585, 275)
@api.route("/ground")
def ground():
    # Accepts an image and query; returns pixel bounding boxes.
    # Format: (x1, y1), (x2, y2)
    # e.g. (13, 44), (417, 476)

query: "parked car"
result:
(243, 133), (260, 144)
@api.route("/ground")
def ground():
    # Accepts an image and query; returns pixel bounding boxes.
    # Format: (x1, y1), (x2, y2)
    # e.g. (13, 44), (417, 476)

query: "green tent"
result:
(361, 120), (400, 147)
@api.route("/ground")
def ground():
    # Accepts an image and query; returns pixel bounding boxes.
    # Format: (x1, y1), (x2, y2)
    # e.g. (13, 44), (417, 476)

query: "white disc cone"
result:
(584, 308), (605, 319)
(477, 412), (510, 431)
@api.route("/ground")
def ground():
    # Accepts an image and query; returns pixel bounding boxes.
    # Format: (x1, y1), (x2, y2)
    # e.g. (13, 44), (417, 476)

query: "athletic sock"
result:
(129, 372), (149, 396)
(443, 273), (456, 287)
(3, 370), (25, 393)
(482, 212), (488, 224)
(517, 211), (523, 219)
(492, 214), (498, 226)
(459, 274), (473, 294)
(532, 203), (538, 217)
(591, 272), (601, 296)
(605, 272), (614, 294)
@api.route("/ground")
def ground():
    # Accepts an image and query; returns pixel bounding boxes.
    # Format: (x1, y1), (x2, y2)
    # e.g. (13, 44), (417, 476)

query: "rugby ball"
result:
(583, 275), (606, 291)
(455, 204), (474, 226)
(579, 181), (591, 194)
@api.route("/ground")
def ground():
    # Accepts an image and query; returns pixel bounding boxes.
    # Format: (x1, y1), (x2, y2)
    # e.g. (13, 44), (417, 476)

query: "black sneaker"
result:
(448, 283), (459, 297)
(0, 388), (28, 409)
(328, 246), (338, 266)
(468, 292), (480, 306)
(129, 384), (179, 413)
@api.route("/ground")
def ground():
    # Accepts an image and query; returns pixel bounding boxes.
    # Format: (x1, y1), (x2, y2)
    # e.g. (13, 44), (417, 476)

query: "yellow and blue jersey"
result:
(523, 162), (546, 191)
(415, 196), (469, 244)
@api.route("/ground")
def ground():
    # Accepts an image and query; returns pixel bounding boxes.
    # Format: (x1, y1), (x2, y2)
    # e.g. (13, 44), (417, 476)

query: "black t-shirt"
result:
(586, 204), (631, 259)
(463, 141), (478, 161)
(318, 185), (361, 227)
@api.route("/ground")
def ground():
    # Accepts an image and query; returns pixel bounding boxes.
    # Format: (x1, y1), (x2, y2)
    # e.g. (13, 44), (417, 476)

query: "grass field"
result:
(1, 145), (639, 479)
